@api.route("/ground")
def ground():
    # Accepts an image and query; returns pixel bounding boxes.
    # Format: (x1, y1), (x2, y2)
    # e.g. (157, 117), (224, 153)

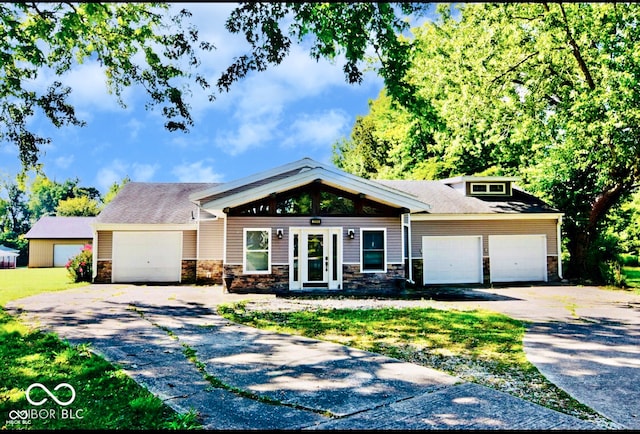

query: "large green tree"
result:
(335, 3), (640, 282)
(27, 175), (100, 221)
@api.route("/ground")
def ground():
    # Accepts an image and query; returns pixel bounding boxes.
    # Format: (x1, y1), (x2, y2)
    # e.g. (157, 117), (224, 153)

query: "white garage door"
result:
(422, 236), (483, 284)
(112, 232), (182, 283)
(53, 244), (84, 267)
(489, 235), (547, 283)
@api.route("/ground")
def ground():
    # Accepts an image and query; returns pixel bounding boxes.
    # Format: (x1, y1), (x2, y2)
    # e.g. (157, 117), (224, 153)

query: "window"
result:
(470, 182), (507, 195)
(361, 229), (386, 272)
(243, 229), (271, 273)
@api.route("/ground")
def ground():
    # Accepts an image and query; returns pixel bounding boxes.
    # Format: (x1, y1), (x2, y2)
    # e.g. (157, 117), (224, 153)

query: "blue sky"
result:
(0, 3), (432, 196)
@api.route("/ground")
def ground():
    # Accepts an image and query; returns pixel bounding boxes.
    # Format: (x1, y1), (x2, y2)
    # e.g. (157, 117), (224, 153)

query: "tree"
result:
(102, 176), (130, 205)
(27, 175), (73, 220)
(1, 2), (214, 170)
(2, 2), (431, 172)
(219, 3), (429, 97)
(26, 175), (101, 221)
(2, 181), (31, 235)
(333, 89), (451, 180)
(335, 3), (640, 282)
(56, 196), (100, 216)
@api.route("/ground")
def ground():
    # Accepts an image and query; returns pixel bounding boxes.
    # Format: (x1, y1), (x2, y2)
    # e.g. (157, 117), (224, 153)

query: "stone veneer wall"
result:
(547, 256), (559, 281)
(181, 260), (196, 284)
(342, 264), (405, 293)
(223, 264), (289, 293)
(196, 260), (223, 285)
(95, 260), (112, 283)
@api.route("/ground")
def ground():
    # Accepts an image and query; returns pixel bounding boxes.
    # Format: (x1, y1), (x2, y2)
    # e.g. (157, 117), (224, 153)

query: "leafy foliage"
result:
(334, 3), (640, 282)
(65, 244), (92, 283)
(220, 2), (429, 94)
(56, 196), (100, 217)
(0, 2), (214, 170)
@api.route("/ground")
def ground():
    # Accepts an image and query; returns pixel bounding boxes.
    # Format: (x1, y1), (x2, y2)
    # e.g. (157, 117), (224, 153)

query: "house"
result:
(92, 158), (563, 293)
(24, 216), (95, 267)
(0, 245), (19, 269)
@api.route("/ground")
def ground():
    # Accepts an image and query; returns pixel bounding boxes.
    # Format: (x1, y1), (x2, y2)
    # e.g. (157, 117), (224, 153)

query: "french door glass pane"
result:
(307, 234), (324, 281)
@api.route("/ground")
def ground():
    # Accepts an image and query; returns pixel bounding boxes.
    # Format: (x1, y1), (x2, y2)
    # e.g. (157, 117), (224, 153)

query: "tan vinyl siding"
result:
(411, 219), (558, 257)
(226, 216), (403, 264)
(198, 219), (224, 259)
(183, 230), (197, 259)
(28, 239), (92, 267)
(97, 231), (113, 260)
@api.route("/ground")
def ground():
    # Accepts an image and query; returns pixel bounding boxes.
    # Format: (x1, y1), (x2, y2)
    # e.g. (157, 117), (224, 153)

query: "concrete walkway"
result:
(448, 285), (640, 430)
(4, 284), (604, 430)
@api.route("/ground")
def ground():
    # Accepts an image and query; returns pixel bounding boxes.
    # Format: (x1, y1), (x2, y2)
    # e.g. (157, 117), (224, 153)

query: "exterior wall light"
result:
(276, 228), (284, 239)
(347, 229), (355, 239)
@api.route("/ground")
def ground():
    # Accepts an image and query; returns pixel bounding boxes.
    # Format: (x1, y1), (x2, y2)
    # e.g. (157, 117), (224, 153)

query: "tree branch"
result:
(557, 3), (596, 90)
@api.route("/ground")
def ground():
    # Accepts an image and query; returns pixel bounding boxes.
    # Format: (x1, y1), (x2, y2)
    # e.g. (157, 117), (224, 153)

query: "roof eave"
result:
(200, 167), (431, 213)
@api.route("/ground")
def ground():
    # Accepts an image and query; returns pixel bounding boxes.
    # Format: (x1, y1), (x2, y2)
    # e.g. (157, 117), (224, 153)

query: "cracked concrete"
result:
(5, 284), (611, 430)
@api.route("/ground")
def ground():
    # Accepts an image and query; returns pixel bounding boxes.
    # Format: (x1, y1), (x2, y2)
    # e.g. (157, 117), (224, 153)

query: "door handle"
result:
(325, 256), (329, 271)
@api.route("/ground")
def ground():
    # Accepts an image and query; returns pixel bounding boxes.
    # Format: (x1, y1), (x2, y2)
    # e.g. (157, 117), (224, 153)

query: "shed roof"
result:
(24, 216), (96, 239)
(0, 245), (19, 256)
(96, 182), (219, 224)
(375, 180), (559, 214)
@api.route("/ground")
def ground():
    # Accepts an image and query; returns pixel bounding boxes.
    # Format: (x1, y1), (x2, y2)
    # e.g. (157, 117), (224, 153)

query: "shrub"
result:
(619, 253), (640, 267)
(66, 244), (93, 282)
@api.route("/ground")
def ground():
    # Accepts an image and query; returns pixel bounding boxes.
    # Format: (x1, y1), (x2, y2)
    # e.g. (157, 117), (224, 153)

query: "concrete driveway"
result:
(5, 283), (638, 429)
(454, 285), (640, 430)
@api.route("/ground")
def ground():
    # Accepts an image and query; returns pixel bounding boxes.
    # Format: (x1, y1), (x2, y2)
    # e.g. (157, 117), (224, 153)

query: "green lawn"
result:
(218, 301), (605, 424)
(0, 267), (89, 306)
(622, 266), (640, 289)
(0, 267), (202, 430)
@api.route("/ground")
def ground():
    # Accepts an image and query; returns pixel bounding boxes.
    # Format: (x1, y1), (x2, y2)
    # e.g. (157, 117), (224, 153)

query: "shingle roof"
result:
(96, 182), (219, 224)
(374, 180), (558, 214)
(24, 216), (96, 239)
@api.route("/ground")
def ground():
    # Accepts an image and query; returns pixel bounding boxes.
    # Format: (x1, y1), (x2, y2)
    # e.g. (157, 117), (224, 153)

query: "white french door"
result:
(289, 228), (342, 290)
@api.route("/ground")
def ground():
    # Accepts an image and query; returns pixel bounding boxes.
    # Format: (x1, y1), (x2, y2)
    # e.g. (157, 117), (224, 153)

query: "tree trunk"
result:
(565, 183), (628, 282)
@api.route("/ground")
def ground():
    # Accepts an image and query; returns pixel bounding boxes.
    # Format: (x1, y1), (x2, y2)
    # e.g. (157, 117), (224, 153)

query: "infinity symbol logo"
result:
(25, 383), (76, 406)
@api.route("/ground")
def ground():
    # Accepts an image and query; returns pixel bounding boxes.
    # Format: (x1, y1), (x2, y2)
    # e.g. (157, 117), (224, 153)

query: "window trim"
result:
(360, 228), (387, 273)
(243, 228), (272, 274)
(470, 182), (507, 195)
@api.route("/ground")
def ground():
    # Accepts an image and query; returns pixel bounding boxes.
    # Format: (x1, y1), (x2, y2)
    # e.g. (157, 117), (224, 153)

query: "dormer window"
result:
(470, 182), (508, 195)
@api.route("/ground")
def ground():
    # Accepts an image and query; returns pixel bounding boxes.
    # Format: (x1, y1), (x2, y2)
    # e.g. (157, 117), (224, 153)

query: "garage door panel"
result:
(423, 236), (483, 285)
(112, 232), (182, 283)
(489, 235), (547, 283)
(53, 244), (84, 267)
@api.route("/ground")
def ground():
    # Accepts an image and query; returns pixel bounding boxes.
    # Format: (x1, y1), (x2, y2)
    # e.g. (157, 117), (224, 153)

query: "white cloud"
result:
(95, 159), (158, 192)
(171, 161), (224, 182)
(282, 110), (350, 149)
(54, 155), (75, 169)
(215, 116), (281, 156)
(126, 118), (144, 141)
(132, 163), (158, 182)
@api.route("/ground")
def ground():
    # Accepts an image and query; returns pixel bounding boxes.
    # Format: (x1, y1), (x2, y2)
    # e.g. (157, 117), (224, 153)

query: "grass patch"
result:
(1, 268), (201, 430)
(217, 302), (604, 423)
(622, 266), (640, 289)
(0, 308), (201, 430)
(0, 268), (89, 306)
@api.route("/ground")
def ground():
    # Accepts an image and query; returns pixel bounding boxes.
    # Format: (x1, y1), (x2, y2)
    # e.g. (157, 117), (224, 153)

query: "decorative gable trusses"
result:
(189, 158), (431, 217)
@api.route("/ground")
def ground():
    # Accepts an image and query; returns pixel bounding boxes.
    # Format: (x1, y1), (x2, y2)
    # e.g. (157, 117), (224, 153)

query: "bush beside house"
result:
(66, 244), (93, 282)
